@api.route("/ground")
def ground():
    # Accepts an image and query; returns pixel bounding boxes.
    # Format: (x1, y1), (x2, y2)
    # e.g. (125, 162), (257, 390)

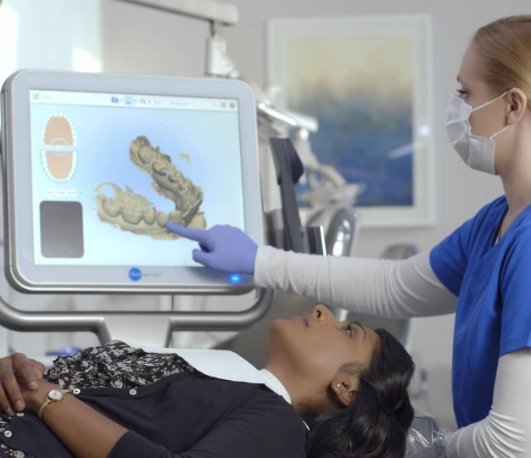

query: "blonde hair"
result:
(473, 15), (531, 107)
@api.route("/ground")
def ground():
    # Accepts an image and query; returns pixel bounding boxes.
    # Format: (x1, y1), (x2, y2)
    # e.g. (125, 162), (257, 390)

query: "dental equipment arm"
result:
(113, 0), (238, 26)
(114, 0), (318, 133)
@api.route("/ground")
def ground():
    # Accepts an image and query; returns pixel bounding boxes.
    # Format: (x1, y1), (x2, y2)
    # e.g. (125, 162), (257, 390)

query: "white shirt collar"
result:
(130, 343), (293, 404)
(259, 368), (292, 404)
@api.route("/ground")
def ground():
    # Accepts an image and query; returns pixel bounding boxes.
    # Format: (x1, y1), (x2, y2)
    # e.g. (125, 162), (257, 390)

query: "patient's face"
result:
(267, 305), (380, 385)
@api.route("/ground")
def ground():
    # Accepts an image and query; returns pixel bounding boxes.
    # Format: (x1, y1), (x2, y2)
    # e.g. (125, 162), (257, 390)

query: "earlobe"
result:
(507, 88), (527, 125)
(331, 374), (358, 407)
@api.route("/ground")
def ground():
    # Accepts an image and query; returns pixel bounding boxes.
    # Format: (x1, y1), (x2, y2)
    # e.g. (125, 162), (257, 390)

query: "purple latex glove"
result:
(165, 223), (258, 275)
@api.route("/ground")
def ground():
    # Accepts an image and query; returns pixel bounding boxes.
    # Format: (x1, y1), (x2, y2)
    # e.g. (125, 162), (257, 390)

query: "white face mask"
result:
(445, 91), (510, 175)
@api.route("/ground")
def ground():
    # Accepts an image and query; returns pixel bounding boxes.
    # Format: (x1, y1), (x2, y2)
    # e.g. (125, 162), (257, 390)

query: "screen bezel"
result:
(1, 70), (263, 293)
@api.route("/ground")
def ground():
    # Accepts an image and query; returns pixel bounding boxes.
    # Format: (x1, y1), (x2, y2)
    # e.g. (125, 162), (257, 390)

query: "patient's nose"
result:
(313, 304), (336, 323)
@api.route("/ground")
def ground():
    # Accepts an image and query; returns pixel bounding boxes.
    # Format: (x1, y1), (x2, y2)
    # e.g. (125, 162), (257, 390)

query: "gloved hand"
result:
(165, 223), (258, 275)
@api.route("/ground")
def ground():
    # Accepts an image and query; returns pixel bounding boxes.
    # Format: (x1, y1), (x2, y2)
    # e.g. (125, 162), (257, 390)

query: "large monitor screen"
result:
(1, 70), (263, 293)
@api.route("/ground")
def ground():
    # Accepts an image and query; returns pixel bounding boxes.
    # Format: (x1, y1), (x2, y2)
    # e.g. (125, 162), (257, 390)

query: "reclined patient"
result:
(0, 305), (414, 458)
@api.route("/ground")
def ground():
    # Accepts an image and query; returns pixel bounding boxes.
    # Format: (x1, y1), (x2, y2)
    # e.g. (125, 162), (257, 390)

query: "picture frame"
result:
(268, 14), (435, 227)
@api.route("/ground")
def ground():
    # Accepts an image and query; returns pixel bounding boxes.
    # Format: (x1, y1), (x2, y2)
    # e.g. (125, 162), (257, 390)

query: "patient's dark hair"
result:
(306, 328), (415, 458)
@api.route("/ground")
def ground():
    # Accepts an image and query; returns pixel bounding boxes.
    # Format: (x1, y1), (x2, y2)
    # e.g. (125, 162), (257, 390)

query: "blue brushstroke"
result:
(290, 89), (414, 207)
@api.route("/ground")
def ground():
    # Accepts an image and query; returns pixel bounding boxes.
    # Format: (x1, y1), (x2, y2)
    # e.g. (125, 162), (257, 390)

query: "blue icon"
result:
(129, 267), (142, 281)
(229, 274), (241, 284)
(111, 96), (119, 103)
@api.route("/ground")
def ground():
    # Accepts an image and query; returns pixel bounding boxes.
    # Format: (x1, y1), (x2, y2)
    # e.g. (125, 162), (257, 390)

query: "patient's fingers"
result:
(29, 359), (45, 379)
(0, 384), (14, 416)
(0, 353), (41, 413)
(0, 357), (26, 414)
(12, 353), (39, 390)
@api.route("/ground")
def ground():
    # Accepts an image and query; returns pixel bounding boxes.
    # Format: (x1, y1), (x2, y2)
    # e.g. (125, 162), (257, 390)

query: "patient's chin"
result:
(267, 318), (287, 342)
(267, 318), (311, 368)
(268, 317), (298, 340)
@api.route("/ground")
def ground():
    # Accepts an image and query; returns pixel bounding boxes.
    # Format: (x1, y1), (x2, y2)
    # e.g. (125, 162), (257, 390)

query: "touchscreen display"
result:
(29, 90), (245, 267)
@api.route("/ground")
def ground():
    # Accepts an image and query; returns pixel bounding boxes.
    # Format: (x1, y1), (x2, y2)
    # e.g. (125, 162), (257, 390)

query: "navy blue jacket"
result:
(1, 371), (307, 457)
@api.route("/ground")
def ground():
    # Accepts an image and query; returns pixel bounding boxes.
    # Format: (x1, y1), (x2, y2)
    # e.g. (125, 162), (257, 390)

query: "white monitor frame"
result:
(1, 70), (263, 294)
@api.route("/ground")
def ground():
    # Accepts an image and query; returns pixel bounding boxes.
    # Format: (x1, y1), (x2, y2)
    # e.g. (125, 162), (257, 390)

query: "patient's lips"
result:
(41, 114), (77, 182)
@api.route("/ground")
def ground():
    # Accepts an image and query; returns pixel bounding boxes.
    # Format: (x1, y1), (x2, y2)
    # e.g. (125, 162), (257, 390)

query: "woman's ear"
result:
(506, 88), (528, 125)
(331, 372), (359, 407)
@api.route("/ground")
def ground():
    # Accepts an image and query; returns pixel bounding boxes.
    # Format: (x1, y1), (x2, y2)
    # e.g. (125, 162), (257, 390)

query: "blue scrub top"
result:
(430, 196), (531, 428)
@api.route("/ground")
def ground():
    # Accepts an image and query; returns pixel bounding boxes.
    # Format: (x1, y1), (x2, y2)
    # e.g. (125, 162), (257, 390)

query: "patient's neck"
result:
(264, 362), (322, 414)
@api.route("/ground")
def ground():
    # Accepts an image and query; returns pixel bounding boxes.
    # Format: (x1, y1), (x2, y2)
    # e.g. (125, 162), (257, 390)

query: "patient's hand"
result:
(0, 353), (45, 416)
(21, 379), (60, 415)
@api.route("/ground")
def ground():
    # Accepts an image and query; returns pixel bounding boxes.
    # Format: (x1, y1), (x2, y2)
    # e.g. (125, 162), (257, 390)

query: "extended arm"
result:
(447, 349), (531, 457)
(22, 378), (304, 458)
(24, 380), (128, 458)
(164, 223), (457, 317)
(255, 246), (457, 318)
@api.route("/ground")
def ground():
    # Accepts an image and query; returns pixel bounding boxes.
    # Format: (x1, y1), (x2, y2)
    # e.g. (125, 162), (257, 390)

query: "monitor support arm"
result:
(113, 0), (316, 128)
(114, 0), (239, 78)
(113, 0), (239, 26)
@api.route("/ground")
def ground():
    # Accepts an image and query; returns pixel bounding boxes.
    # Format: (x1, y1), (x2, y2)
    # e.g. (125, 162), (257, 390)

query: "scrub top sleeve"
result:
(430, 218), (475, 297)
(499, 236), (531, 356)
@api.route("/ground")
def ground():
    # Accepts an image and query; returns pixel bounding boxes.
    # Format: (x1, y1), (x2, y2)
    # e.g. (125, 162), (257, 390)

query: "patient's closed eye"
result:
(342, 323), (354, 337)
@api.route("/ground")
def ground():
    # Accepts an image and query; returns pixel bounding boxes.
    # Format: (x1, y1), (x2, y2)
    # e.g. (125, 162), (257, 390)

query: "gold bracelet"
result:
(38, 389), (72, 419)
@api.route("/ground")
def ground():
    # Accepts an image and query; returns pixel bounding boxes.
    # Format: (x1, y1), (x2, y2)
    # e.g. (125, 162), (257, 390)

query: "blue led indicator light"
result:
(129, 267), (142, 281)
(229, 274), (241, 284)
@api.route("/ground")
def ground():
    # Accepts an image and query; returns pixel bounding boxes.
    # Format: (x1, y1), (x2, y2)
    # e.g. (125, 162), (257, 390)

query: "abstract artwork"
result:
(269, 15), (434, 226)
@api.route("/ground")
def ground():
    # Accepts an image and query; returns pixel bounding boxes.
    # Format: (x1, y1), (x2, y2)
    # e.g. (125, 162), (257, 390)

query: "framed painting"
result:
(268, 14), (435, 227)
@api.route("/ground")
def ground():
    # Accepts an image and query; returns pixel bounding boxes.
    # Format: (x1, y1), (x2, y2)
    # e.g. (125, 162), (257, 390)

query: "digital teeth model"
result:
(41, 114), (77, 182)
(95, 136), (206, 239)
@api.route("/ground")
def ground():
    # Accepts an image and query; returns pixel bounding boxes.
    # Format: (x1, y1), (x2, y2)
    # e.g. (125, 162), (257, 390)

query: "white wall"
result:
(0, 0), (103, 356)
(101, 0), (530, 428)
(0, 0), (102, 85)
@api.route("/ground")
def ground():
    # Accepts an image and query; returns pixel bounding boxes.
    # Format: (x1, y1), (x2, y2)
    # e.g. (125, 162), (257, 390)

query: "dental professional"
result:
(166, 15), (531, 458)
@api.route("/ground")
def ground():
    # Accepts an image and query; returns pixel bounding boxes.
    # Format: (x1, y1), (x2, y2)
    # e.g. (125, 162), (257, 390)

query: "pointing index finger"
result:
(165, 222), (209, 244)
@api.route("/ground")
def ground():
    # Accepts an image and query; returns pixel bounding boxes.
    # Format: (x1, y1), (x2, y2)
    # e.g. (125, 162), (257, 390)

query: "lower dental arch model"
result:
(95, 136), (206, 239)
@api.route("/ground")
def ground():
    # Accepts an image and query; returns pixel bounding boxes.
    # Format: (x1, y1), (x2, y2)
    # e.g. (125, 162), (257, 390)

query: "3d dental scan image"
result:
(95, 135), (206, 240)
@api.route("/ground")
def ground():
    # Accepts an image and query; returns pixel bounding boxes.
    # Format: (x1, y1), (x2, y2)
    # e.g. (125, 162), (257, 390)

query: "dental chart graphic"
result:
(41, 115), (78, 182)
(31, 92), (245, 267)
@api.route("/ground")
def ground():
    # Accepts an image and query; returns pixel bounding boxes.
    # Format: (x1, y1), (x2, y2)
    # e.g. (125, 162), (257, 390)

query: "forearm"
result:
(27, 383), (127, 458)
(447, 351), (531, 457)
(255, 247), (457, 318)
